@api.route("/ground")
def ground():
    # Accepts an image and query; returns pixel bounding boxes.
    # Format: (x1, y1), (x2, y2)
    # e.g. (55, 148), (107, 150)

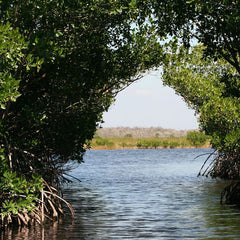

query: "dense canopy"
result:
(0, 0), (164, 226)
(0, 0), (163, 176)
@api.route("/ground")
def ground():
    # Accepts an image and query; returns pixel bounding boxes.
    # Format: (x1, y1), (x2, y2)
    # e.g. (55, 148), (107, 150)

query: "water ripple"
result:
(2, 149), (240, 240)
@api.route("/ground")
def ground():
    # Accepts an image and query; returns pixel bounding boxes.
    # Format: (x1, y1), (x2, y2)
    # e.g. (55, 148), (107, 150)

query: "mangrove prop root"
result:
(0, 182), (75, 228)
(46, 198), (58, 218)
(197, 150), (217, 177)
(44, 190), (75, 219)
(199, 151), (240, 180)
(199, 152), (240, 205)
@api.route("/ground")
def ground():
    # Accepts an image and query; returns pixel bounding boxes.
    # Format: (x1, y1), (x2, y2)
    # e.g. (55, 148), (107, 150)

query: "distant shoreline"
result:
(91, 145), (211, 150)
(90, 136), (211, 150)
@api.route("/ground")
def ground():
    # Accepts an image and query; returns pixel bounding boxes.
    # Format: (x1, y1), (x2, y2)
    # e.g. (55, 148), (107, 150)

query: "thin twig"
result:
(41, 189), (44, 222)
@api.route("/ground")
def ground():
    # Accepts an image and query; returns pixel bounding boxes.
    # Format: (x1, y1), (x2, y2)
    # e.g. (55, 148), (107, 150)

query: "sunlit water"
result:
(2, 148), (240, 239)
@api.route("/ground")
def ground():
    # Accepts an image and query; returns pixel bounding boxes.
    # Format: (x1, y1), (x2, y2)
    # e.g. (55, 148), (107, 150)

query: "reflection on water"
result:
(2, 149), (240, 239)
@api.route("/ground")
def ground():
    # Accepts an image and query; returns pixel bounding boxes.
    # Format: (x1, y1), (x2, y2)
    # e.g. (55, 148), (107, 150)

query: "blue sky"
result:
(102, 70), (199, 130)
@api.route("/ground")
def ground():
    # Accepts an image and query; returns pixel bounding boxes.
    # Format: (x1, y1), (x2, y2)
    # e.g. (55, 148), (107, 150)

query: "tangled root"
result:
(0, 180), (74, 228)
(210, 154), (240, 180)
(198, 151), (240, 180)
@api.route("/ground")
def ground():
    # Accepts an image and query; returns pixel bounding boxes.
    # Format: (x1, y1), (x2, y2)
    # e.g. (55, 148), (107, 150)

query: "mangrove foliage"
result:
(0, 0), (163, 227)
(155, 1), (240, 203)
(0, 0), (240, 227)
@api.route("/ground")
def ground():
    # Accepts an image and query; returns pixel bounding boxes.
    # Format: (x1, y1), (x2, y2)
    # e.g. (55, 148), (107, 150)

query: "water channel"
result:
(2, 148), (240, 239)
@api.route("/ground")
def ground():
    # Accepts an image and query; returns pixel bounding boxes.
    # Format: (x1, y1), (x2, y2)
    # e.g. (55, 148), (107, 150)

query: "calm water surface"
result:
(2, 148), (240, 239)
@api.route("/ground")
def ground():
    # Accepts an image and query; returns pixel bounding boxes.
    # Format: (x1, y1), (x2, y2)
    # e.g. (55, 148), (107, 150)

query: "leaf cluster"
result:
(0, 152), (43, 219)
(0, 23), (39, 109)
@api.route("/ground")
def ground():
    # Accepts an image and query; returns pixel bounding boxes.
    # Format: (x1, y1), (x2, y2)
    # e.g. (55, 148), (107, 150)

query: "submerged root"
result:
(221, 181), (240, 205)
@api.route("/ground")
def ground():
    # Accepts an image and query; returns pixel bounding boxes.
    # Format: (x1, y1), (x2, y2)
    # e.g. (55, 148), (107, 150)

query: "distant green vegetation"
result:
(91, 132), (210, 149)
(136, 139), (184, 149)
(186, 132), (210, 147)
(95, 138), (115, 148)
